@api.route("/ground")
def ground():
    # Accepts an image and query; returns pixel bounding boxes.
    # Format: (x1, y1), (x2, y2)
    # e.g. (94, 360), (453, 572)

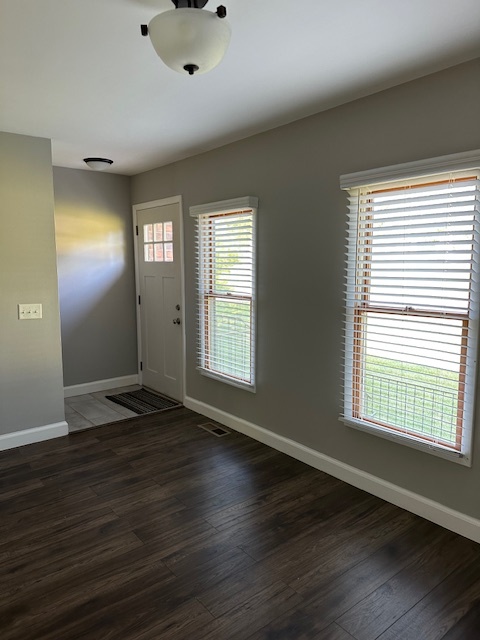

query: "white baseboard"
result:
(64, 374), (139, 398)
(184, 396), (480, 544)
(0, 421), (69, 451)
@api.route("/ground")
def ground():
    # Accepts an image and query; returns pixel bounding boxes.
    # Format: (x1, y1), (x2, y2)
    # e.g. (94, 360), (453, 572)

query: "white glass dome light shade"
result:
(148, 8), (231, 75)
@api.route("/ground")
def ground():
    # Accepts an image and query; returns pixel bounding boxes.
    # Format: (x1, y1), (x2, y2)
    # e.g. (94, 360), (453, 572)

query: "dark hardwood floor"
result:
(1, 407), (479, 639)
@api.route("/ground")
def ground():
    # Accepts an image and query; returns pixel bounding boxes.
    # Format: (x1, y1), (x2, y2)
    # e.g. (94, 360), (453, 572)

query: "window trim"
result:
(190, 196), (258, 391)
(190, 196), (259, 217)
(340, 149), (480, 190)
(340, 150), (480, 466)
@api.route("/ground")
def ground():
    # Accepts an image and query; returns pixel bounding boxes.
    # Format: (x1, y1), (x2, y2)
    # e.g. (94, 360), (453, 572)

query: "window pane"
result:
(143, 224), (153, 242)
(358, 183), (476, 314)
(154, 243), (164, 262)
(154, 223), (163, 242)
(164, 221), (173, 241)
(359, 312), (463, 444)
(164, 242), (173, 262)
(144, 243), (153, 262)
(210, 216), (253, 296)
(207, 297), (251, 382)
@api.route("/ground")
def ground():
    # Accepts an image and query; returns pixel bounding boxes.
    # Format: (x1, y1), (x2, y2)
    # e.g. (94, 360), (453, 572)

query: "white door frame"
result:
(132, 196), (186, 402)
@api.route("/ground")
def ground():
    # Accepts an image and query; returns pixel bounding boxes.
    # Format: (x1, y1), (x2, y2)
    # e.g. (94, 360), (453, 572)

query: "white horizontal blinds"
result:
(197, 209), (255, 385)
(343, 171), (480, 453)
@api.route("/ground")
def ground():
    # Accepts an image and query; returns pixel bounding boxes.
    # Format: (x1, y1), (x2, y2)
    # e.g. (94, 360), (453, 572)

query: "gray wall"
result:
(0, 132), (65, 434)
(131, 59), (480, 519)
(53, 167), (137, 387)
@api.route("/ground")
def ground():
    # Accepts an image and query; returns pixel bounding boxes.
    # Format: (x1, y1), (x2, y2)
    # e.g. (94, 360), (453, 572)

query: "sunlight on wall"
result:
(55, 205), (126, 335)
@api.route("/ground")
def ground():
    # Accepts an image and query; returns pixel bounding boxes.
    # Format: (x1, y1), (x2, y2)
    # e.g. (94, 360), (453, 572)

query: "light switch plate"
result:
(18, 303), (43, 320)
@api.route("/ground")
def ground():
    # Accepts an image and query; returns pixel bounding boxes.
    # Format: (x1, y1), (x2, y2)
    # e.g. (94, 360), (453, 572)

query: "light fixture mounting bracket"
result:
(171, 0), (209, 8)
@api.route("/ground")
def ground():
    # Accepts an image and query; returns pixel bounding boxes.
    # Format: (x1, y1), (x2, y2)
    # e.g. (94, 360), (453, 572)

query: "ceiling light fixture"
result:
(83, 157), (114, 171)
(141, 0), (230, 76)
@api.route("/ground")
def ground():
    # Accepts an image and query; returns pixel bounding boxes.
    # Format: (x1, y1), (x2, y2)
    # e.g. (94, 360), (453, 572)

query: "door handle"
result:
(173, 318), (181, 325)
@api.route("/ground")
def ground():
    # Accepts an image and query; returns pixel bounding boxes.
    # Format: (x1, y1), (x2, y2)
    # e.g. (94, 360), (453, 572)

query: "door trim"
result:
(132, 196), (186, 402)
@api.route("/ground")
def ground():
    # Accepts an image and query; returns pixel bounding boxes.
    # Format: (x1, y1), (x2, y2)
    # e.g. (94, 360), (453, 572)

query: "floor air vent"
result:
(198, 422), (230, 437)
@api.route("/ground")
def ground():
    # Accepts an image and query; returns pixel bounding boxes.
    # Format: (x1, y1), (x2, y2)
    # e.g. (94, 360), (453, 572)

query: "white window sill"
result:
(197, 367), (256, 393)
(340, 416), (471, 467)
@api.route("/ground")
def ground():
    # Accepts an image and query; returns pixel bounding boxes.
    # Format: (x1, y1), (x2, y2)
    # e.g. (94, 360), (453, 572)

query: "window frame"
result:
(340, 150), (480, 466)
(190, 196), (258, 391)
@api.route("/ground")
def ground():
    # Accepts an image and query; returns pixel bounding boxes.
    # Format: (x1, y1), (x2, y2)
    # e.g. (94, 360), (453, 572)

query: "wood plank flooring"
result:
(1, 407), (479, 639)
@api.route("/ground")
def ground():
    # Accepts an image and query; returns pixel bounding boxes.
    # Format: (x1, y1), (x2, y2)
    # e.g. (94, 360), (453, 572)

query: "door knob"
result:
(173, 318), (181, 325)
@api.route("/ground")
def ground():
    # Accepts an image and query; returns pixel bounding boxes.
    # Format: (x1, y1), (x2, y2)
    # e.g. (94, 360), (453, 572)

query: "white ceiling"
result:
(1, 0), (479, 176)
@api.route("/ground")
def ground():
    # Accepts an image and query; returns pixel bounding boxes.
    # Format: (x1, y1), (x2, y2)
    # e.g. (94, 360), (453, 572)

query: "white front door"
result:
(135, 199), (184, 401)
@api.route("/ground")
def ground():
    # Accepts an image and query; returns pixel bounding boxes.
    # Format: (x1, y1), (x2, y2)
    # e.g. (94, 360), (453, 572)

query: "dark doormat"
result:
(106, 388), (182, 415)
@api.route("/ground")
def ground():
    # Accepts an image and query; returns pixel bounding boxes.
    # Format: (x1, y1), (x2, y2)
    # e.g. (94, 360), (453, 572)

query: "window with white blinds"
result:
(191, 197), (257, 390)
(341, 156), (480, 464)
